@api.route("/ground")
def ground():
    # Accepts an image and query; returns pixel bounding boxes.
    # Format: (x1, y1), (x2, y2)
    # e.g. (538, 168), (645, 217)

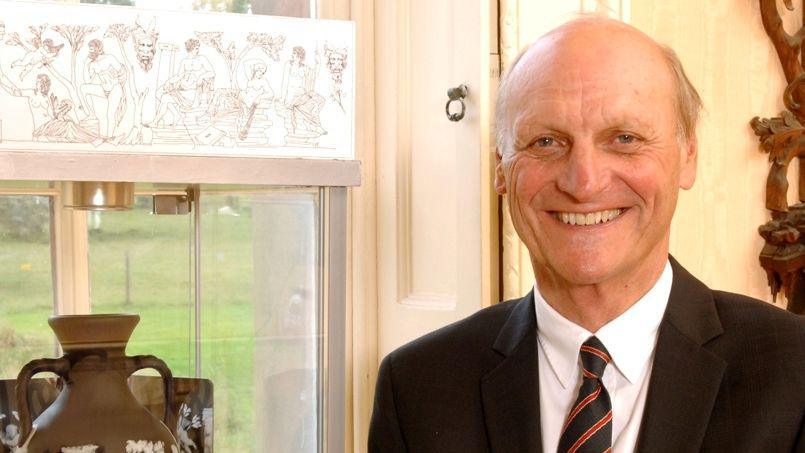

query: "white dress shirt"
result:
(534, 261), (672, 453)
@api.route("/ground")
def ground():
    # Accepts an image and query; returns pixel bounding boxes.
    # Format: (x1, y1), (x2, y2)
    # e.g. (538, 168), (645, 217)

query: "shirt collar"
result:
(534, 260), (672, 388)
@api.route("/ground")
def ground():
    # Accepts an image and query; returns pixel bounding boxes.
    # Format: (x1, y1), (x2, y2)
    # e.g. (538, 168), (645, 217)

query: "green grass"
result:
(0, 192), (320, 451)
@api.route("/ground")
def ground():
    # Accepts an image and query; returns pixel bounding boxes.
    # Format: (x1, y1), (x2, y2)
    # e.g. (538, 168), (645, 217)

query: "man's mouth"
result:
(551, 208), (624, 226)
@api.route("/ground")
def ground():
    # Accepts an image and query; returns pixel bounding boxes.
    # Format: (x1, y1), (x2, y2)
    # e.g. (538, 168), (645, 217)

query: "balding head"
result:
(495, 17), (701, 157)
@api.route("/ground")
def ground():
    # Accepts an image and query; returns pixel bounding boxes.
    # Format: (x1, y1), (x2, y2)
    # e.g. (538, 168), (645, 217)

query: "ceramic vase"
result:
(15, 314), (179, 452)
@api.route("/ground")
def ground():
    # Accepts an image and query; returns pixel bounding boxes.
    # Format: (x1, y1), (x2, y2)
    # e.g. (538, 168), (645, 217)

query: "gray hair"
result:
(495, 23), (703, 156)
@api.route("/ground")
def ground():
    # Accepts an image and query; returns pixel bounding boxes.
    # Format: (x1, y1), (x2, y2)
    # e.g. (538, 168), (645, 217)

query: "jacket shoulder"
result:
(711, 290), (805, 339)
(709, 290), (805, 384)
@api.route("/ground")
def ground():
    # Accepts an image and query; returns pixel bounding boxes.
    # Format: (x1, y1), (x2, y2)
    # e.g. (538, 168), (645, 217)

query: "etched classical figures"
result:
(236, 60), (274, 140)
(324, 44), (346, 111)
(0, 73), (103, 144)
(0, 21), (18, 113)
(0, 1), (353, 156)
(5, 23), (92, 117)
(132, 17), (158, 72)
(150, 38), (214, 126)
(279, 46), (325, 143)
(0, 74), (54, 133)
(242, 60), (273, 110)
(10, 38), (62, 80)
(105, 17), (161, 144)
(81, 39), (126, 137)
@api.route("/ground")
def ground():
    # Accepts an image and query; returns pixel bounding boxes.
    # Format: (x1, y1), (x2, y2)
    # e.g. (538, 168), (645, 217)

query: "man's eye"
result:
(616, 134), (636, 144)
(535, 137), (554, 147)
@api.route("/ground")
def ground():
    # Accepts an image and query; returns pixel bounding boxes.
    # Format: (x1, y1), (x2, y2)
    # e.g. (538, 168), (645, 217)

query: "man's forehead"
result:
(506, 23), (673, 110)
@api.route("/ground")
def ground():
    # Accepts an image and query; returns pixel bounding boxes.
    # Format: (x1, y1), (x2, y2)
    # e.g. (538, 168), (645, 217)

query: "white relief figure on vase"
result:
(324, 43), (347, 112)
(149, 38), (214, 128)
(60, 445), (99, 453)
(278, 45), (326, 145)
(0, 411), (20, 450)
(175, 403), (202, 453)
(81, 38), (127, 138)
(124, 439), (179, 453)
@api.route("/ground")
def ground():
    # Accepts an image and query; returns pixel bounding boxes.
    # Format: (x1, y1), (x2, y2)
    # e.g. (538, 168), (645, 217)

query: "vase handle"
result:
(15, 357), (70, 444)
(126, 355), (174, 427)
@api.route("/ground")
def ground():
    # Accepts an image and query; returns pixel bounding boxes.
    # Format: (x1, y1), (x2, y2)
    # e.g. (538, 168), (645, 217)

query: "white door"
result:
(375, 0), (498, 356)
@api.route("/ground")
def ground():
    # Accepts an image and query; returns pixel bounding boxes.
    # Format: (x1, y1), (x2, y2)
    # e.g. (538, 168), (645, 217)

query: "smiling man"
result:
(369, 17), (805, 453)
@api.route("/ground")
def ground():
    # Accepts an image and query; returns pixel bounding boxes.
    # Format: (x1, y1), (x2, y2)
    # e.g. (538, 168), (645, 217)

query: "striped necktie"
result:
(557, 336), (613, 453)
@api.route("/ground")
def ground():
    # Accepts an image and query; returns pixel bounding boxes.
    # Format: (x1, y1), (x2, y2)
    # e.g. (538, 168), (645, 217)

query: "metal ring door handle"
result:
(446, 84), (468, 122)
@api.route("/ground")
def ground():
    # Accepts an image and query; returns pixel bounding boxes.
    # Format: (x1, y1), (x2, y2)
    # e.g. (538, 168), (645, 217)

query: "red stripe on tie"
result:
(580, 345), (611, 363)
(567, 411), (612, 453)
(561, 384), (602, 432)
(582, 368), (597, 379)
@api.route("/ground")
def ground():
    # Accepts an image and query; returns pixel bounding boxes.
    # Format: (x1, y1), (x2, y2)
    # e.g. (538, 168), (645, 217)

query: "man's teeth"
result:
(557, 209), (622, 226)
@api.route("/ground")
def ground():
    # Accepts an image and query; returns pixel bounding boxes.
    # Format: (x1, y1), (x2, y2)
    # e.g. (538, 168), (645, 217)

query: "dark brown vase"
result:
(15, 314), (179, 452)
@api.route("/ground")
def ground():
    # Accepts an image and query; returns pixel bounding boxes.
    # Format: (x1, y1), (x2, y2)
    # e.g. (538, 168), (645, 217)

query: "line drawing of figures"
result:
(0, 73), (56, 133)
(0, 21), (20, 121)
(81, 38), (127, 138)
(196, 31), (285, 92)
(237, 59), (273, 140)
(242, 60), (273, 108)
(278, 46), (326, 144)
(149, 38), (214, 127)
(10, 37), (63, 80)
(5, 23), (92, 117)
(0, 73), (104, 144)
(106, 17), (160, 144)
(37, 93), (106, 145)
(132, 17), (158, 72)
(51, 24), (98, 114)
(324, 43), (347, 112)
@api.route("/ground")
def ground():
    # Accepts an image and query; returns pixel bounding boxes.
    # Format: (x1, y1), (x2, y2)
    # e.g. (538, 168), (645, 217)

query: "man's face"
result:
(136, 36), (156, 67)
(495, 25), (697, 288)
(88, 41), (102, 61)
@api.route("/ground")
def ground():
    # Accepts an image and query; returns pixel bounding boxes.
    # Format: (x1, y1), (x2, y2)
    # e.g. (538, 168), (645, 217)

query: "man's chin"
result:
(539, 255), (625, 288)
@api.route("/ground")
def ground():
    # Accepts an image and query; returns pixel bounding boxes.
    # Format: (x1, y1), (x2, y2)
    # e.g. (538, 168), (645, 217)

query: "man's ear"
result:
(679, 135), (697, 190)
(494, 150), (507, 194)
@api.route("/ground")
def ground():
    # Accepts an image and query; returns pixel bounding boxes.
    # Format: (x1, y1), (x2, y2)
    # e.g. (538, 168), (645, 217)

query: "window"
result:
(0, 0), (353, 450)
(0, 192), (56, 376)
(0, 180), (349, 452)
(82, 187), (322, 450)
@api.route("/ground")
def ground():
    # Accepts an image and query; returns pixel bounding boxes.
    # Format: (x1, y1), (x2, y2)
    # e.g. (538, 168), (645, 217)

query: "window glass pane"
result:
(88, 196), (195, 377)
(84, 187), (322, 452)
(200, 188), (320, 452)
(0, 195), (55, 377)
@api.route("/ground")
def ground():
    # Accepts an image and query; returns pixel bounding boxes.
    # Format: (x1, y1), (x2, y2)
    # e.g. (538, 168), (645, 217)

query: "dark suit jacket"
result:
(369, 258), (805, 452)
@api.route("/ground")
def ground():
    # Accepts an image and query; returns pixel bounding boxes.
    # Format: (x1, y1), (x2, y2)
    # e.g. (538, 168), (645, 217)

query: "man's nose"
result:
(555, 143), (609, 202)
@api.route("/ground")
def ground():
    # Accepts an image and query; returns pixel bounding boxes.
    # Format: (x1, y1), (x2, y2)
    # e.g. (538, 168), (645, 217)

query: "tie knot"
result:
(580, 336), (611, 379)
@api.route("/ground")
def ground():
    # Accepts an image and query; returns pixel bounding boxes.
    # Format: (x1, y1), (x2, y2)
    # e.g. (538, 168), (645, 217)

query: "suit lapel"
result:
(636, 258), (727, 453)
(481, 292), (543, 453)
